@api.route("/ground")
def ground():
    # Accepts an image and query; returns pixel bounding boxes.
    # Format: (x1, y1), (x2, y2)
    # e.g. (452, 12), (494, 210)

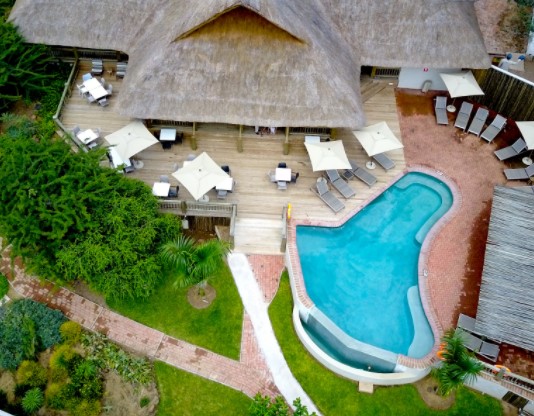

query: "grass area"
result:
(154, 361), (251, 415)
(269, 271), (503, 416)
(108, 264), (243, 359)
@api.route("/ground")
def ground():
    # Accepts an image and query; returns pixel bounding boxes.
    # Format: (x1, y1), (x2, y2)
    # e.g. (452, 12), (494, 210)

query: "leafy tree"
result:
(0, 115), (182, 299)
(432, 329), (484, 396)
(161, 235), (231, 292)
(21, 387), (44, 414)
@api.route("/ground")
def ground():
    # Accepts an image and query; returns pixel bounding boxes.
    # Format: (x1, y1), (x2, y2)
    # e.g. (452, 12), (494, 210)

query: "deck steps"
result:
(233, 217), (284, 254)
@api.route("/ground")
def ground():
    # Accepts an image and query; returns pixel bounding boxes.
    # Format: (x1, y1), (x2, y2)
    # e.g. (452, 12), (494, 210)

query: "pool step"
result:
(233, 217), (284, 254)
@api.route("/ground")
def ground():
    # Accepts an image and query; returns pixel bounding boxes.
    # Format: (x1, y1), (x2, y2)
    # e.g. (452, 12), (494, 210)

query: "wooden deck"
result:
(60, 62), (404, 253)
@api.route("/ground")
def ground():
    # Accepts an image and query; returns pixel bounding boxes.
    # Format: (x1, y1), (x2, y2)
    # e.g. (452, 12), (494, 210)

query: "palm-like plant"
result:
(432, 329), (484, 396)
(160, 235), (231, 293)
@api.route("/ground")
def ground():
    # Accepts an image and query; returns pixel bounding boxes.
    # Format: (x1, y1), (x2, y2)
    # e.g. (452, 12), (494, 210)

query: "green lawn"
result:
(108, 264), (243, 359)
(154, 361), (251, 415)
(269, 271), (503, 416)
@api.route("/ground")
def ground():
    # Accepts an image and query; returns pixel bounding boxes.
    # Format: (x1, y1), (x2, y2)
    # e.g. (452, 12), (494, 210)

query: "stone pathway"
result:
(0, 250), (288, 401)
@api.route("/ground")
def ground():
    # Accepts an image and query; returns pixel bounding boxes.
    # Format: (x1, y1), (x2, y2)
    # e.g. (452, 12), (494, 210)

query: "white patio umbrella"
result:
(104, 120), (159, 160)
(516, 121), (534, 150)
(172, 152), (229, 200)
(439, 71), (484, 98)
(304, 140), (351, 172)
(352, 122), (403, 156)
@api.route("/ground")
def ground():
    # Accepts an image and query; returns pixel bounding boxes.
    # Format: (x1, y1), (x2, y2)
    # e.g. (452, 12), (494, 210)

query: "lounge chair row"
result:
(437, 97), (507, 143)
(456, 313), (500, 362)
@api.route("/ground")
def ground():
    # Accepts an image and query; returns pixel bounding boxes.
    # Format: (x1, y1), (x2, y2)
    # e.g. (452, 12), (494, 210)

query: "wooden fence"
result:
(472, 66), (534, 121)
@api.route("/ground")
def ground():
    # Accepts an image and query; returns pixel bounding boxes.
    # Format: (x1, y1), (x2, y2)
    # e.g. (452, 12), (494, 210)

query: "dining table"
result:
(216, 177), (234, 191)
(152, 182), (171, 197)
(275, 167), (291, 182)
(83, 77), (108, 101)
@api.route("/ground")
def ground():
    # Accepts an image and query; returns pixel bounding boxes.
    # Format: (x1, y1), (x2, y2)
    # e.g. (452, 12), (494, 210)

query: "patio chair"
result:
(434, 96), (448, 125)
(467, 107), (489, 137)
(82, 73), (93, 82)
(87, 95), (96, 103)
(98, 98), (109, 107)
(494, 138), (527, 161)
(217, 189), (228, 199)
(72, 125), (81, 136)
(116, 62), (128, 79)
(481, 114), (507, 143)
(455, 328), (482, 352)
(186, 154), (196, 161)
(504, 163), (534, 180)
(123, 164), (135, 174)
(278, 162), (287, 168)
(159, 175), (170, 183)
(313, 178), (345, 213)
(457, 313), (477, 332)
(373, 153), (395, 170)
(344, 160), (377, 187)
(325, 170), (356, 198)
(106, 84), (113, 96)
(477, 341), (500, 362)
(267, 170), (276, 183)
(454, 102), (473, 131)
(221, 165), (231, 175)
(91, 59), (103, 75)
(161, 141), (172, 150)
(291, 172), (300, 183)
(277, 181), (287, 190)
(76, 83), (87, 96)
(168, 186), (179, 198)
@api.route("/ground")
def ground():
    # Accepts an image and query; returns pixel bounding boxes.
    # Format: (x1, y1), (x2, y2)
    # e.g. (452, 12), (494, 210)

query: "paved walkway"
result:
(0, 249), (292, 402)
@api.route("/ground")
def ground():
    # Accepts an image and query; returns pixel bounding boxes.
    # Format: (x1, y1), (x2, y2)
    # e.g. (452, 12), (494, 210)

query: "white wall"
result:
(398, 68), (462, 91)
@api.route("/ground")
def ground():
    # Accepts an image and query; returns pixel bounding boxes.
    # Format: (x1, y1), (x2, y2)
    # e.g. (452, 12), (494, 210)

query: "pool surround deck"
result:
(286, 166), (462, 372)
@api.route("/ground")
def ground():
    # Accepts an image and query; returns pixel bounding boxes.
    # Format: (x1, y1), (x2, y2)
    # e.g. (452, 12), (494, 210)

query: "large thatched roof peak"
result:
(9, 0), (490, 128)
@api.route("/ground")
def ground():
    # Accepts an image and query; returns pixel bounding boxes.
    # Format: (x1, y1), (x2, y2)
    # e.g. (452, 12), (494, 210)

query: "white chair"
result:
(98, 98), (109, 107)
(106, 84), (113, 96)
(82, 73), (92, 82)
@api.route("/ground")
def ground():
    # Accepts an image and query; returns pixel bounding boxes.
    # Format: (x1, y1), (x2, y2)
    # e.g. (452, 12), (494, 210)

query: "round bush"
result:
(45, 382), (68, 410)
(59, 321), (82, 345)
(22, 388), (44, 414)
(16, 360), (47, 388)
(140, 396), (150, 408)
(0, 273), (9, 298)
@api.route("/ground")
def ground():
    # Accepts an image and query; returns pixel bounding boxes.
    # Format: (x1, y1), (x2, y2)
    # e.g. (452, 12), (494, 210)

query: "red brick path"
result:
(0, 252), (284, 398)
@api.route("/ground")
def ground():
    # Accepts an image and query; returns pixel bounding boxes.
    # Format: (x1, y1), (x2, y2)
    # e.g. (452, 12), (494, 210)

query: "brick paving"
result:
(0, 250), (280, 399)
(247, 254), (285, 303)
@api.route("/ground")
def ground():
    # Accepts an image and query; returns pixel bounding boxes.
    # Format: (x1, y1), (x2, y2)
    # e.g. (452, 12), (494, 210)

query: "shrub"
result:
(71, 399), (101, 416)
(21, 388), (44, 414)
(45, 382), (69, 410)
(16, 360), (47, 387)
(140, 396), (150, 408)
(49, 344), (80, 372)
(0, 273), (8, 298)
(60, 321), (82, 345)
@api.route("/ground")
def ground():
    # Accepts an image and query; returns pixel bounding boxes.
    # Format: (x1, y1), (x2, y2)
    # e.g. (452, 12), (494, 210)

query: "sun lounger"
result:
(504, 163), (534, 180)
(435, 96), (448, 125)
(467, 107), (489, 137)
(457, 313), (477, 333)
(343, 160), (377, 187)
(313, 178), (345, 213)
(455, 328), (482, 352)
(325, 170), (356, 198)
(372, 153), (395, 170)
(494, 138), (527, 161)
(454, 102), (473, 131)
(481, 114), (507, 143)
(477, 341), (500, 362)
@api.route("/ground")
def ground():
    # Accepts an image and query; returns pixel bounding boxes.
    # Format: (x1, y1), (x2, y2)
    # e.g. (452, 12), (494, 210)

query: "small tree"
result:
(432, 329), (484, 396)
(161, 235), (230, 294)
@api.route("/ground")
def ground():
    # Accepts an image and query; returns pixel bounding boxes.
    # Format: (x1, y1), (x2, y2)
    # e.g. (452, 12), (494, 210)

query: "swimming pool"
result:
(295, 172), (453, 370)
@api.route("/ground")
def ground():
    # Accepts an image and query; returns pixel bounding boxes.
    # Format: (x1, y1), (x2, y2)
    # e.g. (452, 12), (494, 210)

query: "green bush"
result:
(60, 321), (82, 345)
(71, 399), (101, 416)
(49, 344), (80, 372)
(16, 360), (47, 388)
(140, 396), (150, 408)
(21, 387), (44, 414)
(0, 273), (8, 298)
(45, 382), (69, 410)
(0, 299), (66, 369)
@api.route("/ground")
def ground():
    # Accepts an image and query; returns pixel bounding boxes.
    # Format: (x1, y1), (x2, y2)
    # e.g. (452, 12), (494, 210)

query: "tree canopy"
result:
(0, 115), (181, 299)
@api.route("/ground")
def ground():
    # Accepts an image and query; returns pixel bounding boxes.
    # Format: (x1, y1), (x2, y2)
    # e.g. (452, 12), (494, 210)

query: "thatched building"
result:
(9, 0), (490, 129)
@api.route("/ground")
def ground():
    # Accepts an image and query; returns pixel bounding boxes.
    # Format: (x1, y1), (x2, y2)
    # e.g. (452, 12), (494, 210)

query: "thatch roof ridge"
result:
(120, 6), (364, 128)
(475, 186), (534, 351)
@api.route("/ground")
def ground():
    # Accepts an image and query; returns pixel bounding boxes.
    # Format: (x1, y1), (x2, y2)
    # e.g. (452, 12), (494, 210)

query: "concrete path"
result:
(228, 253), (319, 414)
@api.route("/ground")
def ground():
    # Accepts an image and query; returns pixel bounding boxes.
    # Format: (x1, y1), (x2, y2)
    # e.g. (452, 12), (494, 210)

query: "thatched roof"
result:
(475, 186), (534, 351)
(9, 0), (490, 128)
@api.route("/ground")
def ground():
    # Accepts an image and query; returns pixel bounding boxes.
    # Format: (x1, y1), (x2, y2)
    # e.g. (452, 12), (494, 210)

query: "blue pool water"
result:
(296, 172), (453, 360)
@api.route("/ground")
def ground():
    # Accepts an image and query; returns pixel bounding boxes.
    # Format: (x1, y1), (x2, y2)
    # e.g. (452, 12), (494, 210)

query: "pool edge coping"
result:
(285, 166), (462, 371)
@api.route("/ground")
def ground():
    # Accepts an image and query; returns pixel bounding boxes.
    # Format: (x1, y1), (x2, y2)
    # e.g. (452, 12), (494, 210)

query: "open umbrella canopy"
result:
(516, 121), (534, 150)
(439, 71), (484, 98)
(304, 140), (351, 172)
(352, 122), (403, 156)
(172, 152), (229, 200)
(105, 120), (159, 160)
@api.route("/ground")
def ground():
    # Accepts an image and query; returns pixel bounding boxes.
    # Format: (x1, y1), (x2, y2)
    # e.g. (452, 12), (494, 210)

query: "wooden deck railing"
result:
(480, 362), (534, 401)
